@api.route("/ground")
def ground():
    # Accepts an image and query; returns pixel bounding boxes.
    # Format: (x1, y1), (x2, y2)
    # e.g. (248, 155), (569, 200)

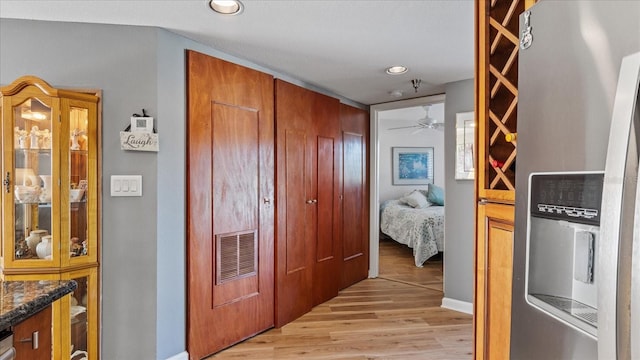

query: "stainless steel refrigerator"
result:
(510, 1), (640, 359)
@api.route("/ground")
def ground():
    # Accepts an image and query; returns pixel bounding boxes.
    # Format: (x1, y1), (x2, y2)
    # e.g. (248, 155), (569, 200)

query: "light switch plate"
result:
(111, 175), (142, 197)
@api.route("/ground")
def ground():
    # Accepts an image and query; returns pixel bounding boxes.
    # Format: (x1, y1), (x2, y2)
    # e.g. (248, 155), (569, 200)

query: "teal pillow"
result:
(426, 184), (444, 205)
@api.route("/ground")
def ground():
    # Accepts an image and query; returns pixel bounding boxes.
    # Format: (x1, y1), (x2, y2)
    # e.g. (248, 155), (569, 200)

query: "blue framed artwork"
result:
(392, 147), (434, 185)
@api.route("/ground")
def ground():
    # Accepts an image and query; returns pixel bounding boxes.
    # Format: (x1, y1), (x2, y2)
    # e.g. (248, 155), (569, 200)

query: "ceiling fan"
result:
(388, 105), (444, 133)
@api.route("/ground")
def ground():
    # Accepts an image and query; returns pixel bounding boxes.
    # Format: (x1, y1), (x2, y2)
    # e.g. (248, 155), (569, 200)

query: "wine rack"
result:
(477, 0), (534, 202)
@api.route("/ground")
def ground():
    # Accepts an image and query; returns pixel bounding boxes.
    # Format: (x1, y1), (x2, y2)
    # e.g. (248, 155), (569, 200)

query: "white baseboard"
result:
(441, 297), (473, 315)
(165, 351), (189, 360)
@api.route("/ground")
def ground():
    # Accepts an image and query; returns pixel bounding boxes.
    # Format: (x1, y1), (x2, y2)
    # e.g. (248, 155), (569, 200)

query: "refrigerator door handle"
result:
(599, 51), (640, 360)
(633, 180), (640, 360)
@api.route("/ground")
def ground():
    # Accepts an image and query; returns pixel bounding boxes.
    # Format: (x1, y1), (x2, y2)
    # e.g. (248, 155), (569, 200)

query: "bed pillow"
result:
(426, 184), (445, 205)
(400, 190), (431, 209)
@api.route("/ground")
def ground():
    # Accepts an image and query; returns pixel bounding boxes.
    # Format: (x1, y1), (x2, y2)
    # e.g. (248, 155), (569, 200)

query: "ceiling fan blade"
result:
(388, 125), (420, 130)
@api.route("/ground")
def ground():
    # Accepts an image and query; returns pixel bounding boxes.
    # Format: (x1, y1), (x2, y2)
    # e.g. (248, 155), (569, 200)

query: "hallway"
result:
(207, 239), (472, 359)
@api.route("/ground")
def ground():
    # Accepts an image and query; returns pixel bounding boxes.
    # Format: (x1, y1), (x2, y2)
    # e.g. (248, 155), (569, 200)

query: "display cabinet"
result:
(1, 76), (99, 360)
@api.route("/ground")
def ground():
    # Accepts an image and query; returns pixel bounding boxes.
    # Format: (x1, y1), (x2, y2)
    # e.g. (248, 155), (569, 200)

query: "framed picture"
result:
(392, 147), (434, 185)
(455, 111), (475, 180)
(130, 116), (154, 133)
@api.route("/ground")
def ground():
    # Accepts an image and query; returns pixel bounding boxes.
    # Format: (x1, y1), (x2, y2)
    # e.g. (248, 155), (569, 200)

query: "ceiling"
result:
(0, 0), (474, 106)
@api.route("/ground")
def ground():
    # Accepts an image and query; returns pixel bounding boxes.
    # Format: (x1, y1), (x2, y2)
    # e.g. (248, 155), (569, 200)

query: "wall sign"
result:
(120, 114), (159, 152)
(120, 131), (159, 152)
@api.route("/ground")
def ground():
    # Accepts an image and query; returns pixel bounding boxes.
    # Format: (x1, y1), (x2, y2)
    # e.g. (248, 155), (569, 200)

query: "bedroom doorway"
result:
(368, 94), (446, 278)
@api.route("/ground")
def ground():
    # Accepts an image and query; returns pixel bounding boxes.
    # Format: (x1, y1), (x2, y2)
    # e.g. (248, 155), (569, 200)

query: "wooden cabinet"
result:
(475, 203), (514, 360)
(275, 79), (341, 326)
(1, 76), (100, 360)
(475, 0), (536, 358)
(13, 305), (52, 360)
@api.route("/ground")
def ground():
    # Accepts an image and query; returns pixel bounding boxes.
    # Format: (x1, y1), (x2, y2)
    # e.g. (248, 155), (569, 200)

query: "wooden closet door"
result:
(187, 50), (275, 359)
(275, 80), (315, 326)
(274, 80), (341, 324)
(339, 104), (370, 289)
(311, 91), (341, 307)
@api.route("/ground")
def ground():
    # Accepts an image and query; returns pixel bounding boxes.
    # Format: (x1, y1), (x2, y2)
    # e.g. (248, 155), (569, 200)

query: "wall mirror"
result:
(455, 111), (475, 180)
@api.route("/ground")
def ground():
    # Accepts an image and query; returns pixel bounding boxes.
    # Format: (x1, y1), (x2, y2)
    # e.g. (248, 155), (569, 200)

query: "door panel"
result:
(316, 136), (335, 261)
(284, 129), (310, 273)
(211, 103), (260, 307)
(187, 50), (274, 359)
(311, 92), (341, 307)
(275, 80), (314, 326)
(475, 202), (514, 360)
(486, 219), (513, 360)
(313, 134), (339, 306)
(339, 104), (369, 289)
(212, 103), (258, 234)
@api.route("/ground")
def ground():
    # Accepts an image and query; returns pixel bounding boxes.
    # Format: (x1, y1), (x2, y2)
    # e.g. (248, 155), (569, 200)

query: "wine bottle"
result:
(490, 159), (516, 172)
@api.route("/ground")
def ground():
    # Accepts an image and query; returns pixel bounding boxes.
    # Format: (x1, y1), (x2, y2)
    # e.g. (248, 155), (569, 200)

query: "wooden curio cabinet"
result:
(1, 76), (100, 360)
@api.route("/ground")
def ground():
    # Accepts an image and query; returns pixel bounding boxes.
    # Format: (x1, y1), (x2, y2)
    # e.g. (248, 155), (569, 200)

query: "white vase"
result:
(36, 235), (52, 259)
(25, 229), (47, 256)
(39, 175), (52, 202)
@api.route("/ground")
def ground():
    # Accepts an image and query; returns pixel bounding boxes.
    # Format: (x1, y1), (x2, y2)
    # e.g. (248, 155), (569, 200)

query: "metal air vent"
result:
(216, 230), (257, 284)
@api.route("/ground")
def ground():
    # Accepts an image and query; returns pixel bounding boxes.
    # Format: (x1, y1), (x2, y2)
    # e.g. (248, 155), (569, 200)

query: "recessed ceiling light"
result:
(385, 66), (408, 75)
(209, 0), (244, 15)
(388, 90), (403, 98)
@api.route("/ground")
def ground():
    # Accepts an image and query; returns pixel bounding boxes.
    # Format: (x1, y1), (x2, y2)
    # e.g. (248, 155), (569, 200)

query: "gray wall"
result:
(378, 103), (446, 202)
(443, 79), (475, 303)
(1, 19), (160, 359)
(1, 18), (365, 360)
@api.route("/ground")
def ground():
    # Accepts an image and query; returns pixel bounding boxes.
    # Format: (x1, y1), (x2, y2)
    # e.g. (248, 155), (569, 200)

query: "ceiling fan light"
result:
(385, 66), (408, 75)
(209, 0), (244, 15)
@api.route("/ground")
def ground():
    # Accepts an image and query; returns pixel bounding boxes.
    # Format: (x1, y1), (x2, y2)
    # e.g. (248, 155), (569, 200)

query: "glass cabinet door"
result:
(69, 274), (88, 357)
(67, 106), (89, 260)
(12, 97), (54, 262)
(62, 267), (98, 360)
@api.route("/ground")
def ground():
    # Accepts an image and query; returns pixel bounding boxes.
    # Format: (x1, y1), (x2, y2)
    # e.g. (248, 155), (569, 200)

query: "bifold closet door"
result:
(275, 80), (341, 326)
(187, 50), (275, 358)
(312, 89), (341, 307)
(339, 104), (370, 290)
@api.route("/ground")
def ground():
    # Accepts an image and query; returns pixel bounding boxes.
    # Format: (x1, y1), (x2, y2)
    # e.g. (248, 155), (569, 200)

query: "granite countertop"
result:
(0, 280), (77, 329)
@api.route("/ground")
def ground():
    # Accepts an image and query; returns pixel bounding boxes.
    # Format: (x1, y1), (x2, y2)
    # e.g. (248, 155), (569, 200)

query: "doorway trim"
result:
(368, 94), (446, 278)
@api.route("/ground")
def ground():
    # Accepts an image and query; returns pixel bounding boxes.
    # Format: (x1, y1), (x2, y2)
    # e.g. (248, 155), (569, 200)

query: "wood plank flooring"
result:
(206, 238), (472, 359)
(378, 236), (444, 292)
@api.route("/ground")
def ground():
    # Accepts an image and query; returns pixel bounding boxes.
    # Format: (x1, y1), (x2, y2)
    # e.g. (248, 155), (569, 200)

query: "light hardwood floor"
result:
(206, 238), (472, 359)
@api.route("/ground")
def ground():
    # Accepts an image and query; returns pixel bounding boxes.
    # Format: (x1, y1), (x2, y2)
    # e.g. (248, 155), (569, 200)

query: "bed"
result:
(380, 194), (444, 267)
